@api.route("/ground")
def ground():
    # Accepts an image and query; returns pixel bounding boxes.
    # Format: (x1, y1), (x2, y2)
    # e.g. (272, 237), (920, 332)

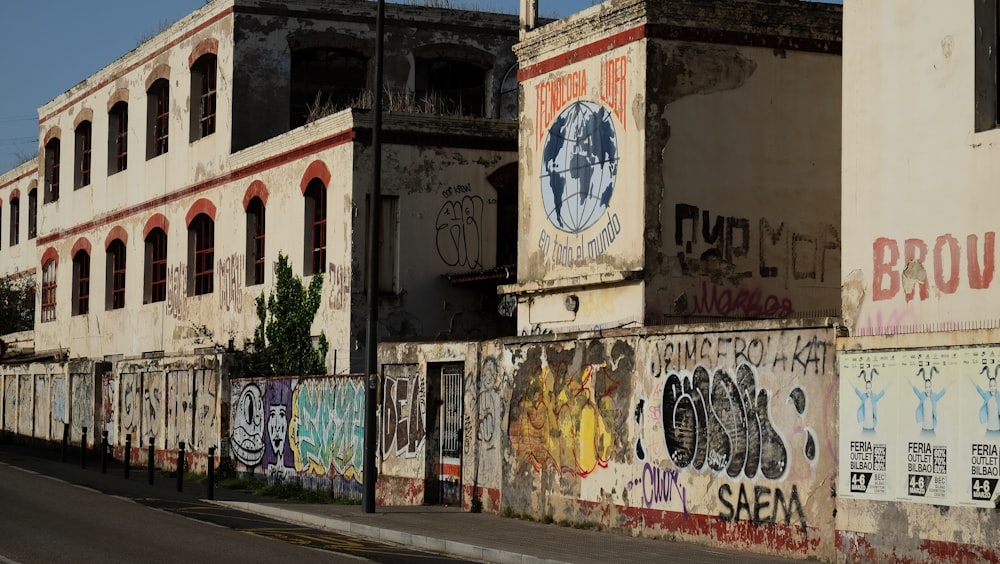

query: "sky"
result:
(0, 0), (836, 174)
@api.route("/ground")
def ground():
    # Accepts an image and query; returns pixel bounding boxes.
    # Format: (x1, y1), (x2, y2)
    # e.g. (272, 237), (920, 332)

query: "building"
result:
(837, 0), (1000, 560)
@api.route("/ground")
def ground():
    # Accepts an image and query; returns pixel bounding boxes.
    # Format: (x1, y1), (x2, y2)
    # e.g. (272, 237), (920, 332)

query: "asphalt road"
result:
(0, 447), (470, 564)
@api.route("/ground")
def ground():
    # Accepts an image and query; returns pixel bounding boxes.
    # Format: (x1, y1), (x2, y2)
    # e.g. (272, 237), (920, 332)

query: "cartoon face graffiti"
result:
(231, 383), (264, 466)
(267, 404), (288, 459)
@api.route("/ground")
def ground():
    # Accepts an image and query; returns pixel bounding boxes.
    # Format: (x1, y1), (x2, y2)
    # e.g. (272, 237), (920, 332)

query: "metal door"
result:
(439, 364), (463, 505)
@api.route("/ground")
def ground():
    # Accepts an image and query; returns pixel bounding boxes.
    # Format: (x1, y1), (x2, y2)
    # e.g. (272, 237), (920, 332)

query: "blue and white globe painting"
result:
(540, 100), (619, 234)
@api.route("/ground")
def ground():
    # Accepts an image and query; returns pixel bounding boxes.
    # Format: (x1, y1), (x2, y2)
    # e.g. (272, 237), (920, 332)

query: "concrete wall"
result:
(841, 0), (1000, 338)
(0, 360), (99, 446)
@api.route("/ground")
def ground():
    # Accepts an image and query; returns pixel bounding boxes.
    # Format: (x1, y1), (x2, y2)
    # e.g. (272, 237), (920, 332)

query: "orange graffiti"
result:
(510, 364), (616, 477)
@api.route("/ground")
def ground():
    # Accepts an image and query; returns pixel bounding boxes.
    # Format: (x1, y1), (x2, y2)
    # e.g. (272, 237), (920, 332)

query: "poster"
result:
(840, 345), (1000, 507)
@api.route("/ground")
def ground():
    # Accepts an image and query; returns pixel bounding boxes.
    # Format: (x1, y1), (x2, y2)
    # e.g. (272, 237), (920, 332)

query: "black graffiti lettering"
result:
(662, 363), (788, 480)
(792, 335), (827, 375)
(718, 484), (806, 529)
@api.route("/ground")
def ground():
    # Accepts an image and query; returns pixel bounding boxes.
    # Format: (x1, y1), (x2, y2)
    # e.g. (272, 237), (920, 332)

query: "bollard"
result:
(101, 431), (109, 474)
(81, 427), (88, 469)
(176, 442), (185, 493)
(60, 423), (69, 463)
(124, 434), (132, 480)
(207, 446), (216, 500)
(148, 438), (155, 486)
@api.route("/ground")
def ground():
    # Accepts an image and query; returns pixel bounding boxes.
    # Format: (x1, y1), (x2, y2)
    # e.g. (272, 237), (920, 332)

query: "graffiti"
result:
(521, 324), (554, 337)
(440, 182), (471, 198)
(873, 233), (995, 302)
(510, 360), (619, 477)
(650, 334), (829, 376)
(52, 376), (66, 423)
(166, 263), (187, 320)
(382, 373), (426, 457)
(436, 196), (483, 269)
(290, 379), (364, 479)
(789, 387), (816, 462)
(688, 281), (794, 318)
(102, 373), (115, 441)
(192, 369), (218, 451)
(466, 356), (506, 455)
(718, 483), (806, 529)
(627, 462), (689, 515)
(217, 253), (245, 313)
(232, 383), (264, 467)
(121, 373), (140, 436)
(498, 294), (516, 318)
(263, 380), (293, 472)
(675, 204), (839, 284)
(327, 263), (350, 310)
(142, 374), (162, 444)
(661, 363), (788, 479)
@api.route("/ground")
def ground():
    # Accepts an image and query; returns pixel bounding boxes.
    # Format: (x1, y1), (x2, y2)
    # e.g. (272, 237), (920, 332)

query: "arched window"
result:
(41, 258), (57, 322)
(44, 138), (60, 203)
(27, 188), (37, 239)
(303, 178), (326, 275)
(108, 101), (128, 173)
(106, 239), (127, 310)
(147, 78), (170, 158)
(72, 249), (90, 315)
(246, 197), (266, 285)
(144, 228), (167, 303)
(191, 53), (218, 141)
(75, 121), (92, 189)
(9, 196), (19, 246)
(189, 214), (214, 295)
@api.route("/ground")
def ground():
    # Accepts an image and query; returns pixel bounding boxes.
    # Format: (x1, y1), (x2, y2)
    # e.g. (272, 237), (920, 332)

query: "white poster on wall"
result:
(840, 346), (1000, 508)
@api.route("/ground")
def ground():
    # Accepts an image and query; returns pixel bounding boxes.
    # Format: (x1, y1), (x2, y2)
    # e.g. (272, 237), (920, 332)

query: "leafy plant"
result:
(0, 275), (36, 335)
(247, 253), (328, 376)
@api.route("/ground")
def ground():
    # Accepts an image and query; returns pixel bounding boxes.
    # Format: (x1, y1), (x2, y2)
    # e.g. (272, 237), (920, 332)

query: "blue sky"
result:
(0, 0), (838, 174)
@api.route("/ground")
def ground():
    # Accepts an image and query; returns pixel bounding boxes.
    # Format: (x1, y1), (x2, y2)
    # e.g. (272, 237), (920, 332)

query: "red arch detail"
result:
(70, 237), (92, 258)
(105, 226), (128, 249)
(43, 127), (61, 146)
(143, 213), (170, 239)
(300, 160), (331, 194)
(40, 247), (59, 267)
(188, 38), (219, 68)
(9, 188), (20, 202)
(243, 180), (269, 210)
(186, 198), (217, 226)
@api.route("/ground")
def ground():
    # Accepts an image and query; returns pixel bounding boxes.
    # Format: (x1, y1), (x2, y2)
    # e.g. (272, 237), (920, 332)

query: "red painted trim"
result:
(73, 108), (94, 130)
(186, 198), (216, 226)
(9, 188), (21, 201)
(143, 213), (170, 239)
(70, 237), (92, 258)
(300, 160), (331, 194)
(243, 180), (269, 210)
(836, 529), (1000, 563)
(37, 129), (356, 246)
(518, 25), (647, 82)
(188, 38), (219, 68)
(39, 7), (233, 125)
(0, 170), (37, 192)
(105, 225), (128, 249)
(3, 267), (37, 280)
(40, 247), (59, 267)
(439, 462), (461, 478)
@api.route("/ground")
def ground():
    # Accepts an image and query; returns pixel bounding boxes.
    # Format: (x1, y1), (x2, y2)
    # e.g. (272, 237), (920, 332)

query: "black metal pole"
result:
(124, 434), (131, 480)
(363, 0), (386, 515)
(207, 446), (216, 500)
(80, 427), (88, 469)
(148, 438), (155, 485)
(60, 423), (69, 463)
(101, 431), (108, 474)
(176, 442), (185, 492)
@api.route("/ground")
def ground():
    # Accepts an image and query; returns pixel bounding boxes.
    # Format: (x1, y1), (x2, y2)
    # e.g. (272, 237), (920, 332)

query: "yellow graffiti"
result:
(510, 364), (615, 476)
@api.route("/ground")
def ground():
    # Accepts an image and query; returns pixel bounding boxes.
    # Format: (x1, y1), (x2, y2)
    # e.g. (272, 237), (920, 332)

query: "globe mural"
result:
(540, 100), (619, 234)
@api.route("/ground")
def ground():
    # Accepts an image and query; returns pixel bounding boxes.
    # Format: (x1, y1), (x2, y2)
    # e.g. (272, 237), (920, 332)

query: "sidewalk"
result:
(0, 442), (804, 564)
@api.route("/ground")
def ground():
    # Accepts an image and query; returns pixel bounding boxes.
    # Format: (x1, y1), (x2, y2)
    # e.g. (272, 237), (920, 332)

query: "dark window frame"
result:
(107, 240), (127, 310)
(189, 214), (214, 295)
(109, 102), (128, 173)
(246, 197), (266, 286)
(44, 139), (60, 203)
(144, 228), (167, 304)
(303, 179), (327, 276)
(40, 259), (57, 322)
(10, 197), (19, 246)
(975, 0), (1000, 132)
(72, 250), (90, 316)
(191, 54), (218, 141)
(75, 122), (92, 189)
(147, 79), (170, 158)
(27, 189), (37, 239)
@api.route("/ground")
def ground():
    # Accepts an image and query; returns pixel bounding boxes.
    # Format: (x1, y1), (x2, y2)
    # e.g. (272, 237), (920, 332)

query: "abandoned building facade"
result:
(4, 0), (999, 562)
